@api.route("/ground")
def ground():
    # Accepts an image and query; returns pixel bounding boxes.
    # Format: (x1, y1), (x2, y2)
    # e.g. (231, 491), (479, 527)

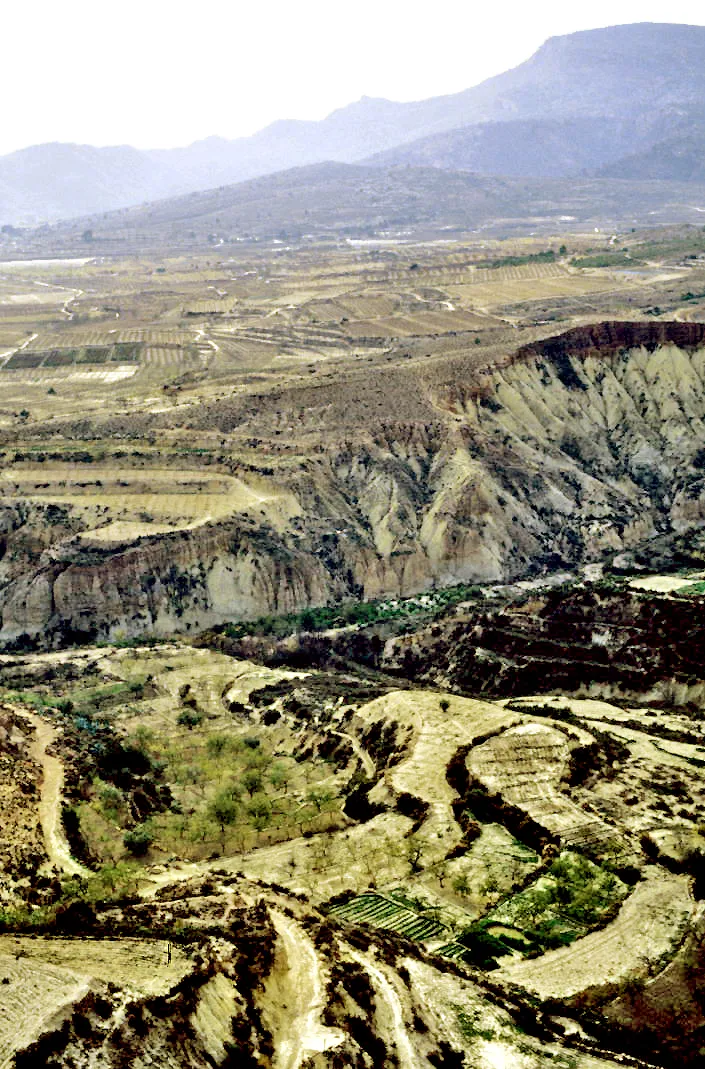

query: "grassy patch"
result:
(488, 851), (628, 951)
(455, 1005), (496, 1042)
(570, 252), (644, 268)
(475, 249), (557, 270)
(675, 579), (705, 597)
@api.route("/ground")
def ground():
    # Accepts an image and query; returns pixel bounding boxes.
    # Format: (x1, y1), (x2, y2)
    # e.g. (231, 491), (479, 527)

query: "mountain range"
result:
(3, 21), (705, 225)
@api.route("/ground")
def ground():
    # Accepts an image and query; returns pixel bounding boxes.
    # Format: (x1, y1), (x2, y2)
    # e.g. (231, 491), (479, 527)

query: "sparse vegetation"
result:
(3, 223), (705, 1068)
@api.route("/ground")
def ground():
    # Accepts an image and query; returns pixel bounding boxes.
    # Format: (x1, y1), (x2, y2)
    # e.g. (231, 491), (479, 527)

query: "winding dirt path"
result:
(267, 911), (345, 1068)
(0, 331), (38, 365)
(331, 729), (375, 778)
(348, 947), (420, 1068)
(18, 710), (90, 877)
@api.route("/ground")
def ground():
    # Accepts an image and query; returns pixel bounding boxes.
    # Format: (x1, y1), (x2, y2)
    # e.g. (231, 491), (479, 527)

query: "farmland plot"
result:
(451, 272), (628, 309)
(0, 464), (301, 540)
(142, 346), (201, 368)
(0, 364), (139, 387)
(329, 892), (448, 941)
(114, 328), (194, 346)
(498, 869), (693, 998)
(345, 309), (493, 337)
(228, 812), (414, 901)
(0, 953), (91, 1066)
(0, 935), (190, 996)
(360, 262), (568, 288)
(0, 282), (73, 306)
(468, 722), (615, 850)
(294, 293), (400, 322)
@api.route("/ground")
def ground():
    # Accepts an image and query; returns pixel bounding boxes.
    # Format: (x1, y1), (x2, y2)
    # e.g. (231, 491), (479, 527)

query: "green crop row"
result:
(329, 893), (446, 941)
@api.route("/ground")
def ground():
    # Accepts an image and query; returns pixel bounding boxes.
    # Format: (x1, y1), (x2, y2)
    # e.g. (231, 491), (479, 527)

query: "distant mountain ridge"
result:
(363, 118), (648, 178)
(3, 21), (705, 225)
(0, 142), (184, 224)
(28, 161), (705, 255)
(596, 130), (705, 182)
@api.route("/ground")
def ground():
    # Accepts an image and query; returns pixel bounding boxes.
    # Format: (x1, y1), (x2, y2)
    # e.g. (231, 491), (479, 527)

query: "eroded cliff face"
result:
(4, 321), (705, 647)
(0, 519), (340, 646)
(320, 321), (705, 588)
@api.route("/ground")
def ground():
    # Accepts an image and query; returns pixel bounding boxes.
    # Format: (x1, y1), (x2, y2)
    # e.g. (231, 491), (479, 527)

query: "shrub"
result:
(177, 708), (202, 728)
(123, 825), (154, 856)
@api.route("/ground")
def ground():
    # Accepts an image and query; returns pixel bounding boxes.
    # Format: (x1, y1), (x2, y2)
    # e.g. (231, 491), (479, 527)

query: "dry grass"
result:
(0, 935), (190, 994)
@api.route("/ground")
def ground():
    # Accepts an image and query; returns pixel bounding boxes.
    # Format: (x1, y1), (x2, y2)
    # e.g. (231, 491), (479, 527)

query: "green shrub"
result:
(177, 708), (202, 728)
(123, 825), (154, 856)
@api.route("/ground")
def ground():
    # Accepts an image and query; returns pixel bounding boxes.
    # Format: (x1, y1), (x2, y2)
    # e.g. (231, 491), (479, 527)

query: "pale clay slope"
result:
(0, 954), (91, 1068)
(8, 341), (705, 641)
(348, 946), (422, 1069)
(468, 721), (615, 849)
(191, 972), (244, 1066)
(358, 691), (517, 861)
(0, 936), (189, 996)
(261, 911), (345, 1069)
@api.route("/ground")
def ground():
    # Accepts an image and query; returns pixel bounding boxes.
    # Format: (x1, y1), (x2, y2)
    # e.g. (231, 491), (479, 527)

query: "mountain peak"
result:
(3, 22), (705, 225)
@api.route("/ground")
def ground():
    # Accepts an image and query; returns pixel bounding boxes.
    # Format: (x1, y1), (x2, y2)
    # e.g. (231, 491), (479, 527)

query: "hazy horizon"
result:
(8, 2), (705, 158)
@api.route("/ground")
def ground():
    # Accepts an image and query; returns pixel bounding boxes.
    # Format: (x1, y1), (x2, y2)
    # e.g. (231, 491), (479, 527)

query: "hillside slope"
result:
(597, 131), (705, 182)
(4, 321), (705, 647)
(0, 143), (184, 225)
(24, 162), (705, 252)
(364, 117), (648, 177)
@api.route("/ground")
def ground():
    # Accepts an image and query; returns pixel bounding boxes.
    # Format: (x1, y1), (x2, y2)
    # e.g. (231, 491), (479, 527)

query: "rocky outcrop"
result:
(516, 320), (705, 365)
(0, 519), (340, 646)
(5, 321), (705, 647)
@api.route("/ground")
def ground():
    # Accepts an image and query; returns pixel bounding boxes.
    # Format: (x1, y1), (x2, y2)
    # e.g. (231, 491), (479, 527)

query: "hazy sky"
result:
(5, 0), (705, 155)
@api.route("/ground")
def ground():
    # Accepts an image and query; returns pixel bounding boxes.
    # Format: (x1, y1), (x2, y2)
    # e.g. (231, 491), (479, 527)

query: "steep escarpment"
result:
(5, 321), (705, 647)
(516, 320), (705, 365)
(0, 518), (340, 647)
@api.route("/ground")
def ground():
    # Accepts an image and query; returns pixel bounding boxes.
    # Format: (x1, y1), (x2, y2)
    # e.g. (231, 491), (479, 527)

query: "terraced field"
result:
(0, 936), (190, 996)
(142, 346), (201, 368)
(468, 722), (616, 851)
(498, 870), (693, 998)
(329, 891), (449, 940)
(0, 464), (300, 536)
(0, 364), (139, 386)
(345, 309), (493, 337)
(0, 954), (92, 1067)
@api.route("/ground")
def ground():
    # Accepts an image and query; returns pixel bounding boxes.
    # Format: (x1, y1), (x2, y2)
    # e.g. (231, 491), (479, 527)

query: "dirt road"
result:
(348, 946), (421, 1068)
(18, 709), (90, 877)
(267, 911), (345, 1068)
